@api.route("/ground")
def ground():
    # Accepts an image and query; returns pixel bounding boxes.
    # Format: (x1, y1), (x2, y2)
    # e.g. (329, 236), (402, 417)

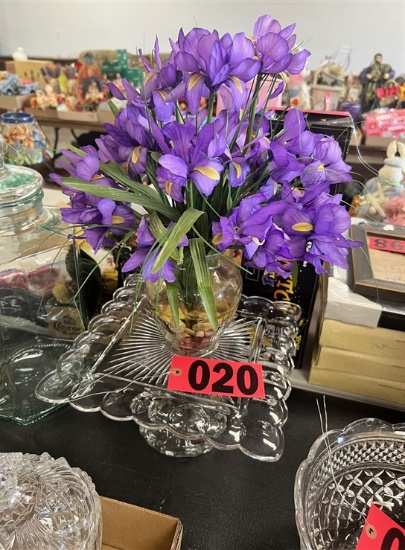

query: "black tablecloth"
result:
(0, 389), (402, 550)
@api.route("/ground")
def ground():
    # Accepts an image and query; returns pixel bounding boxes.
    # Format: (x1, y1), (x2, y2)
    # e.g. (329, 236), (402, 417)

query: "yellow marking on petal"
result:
(165, 181), (173, 195)
(188, 73), (203, 91)
(253, 55), (259, 61)
(92, 174), (104, 180)
(232, 162), (242, 179)
(193, 166), (220, 180)
(144, 72), (154, 85)
(111, 215), (126, 225)
(212, 233), (223, 245)
(132, 146), (142, 164)
(157, 89), (167, 100)
(317, 164), (325, 171)
(229, 76), (243, 93)
(292, 222), (314, 232)
(122, 162), (129, 174)
(252, 237), (265, 246)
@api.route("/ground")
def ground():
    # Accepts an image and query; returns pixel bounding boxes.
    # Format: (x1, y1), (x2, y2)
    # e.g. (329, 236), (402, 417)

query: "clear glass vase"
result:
(145, 253), (243, 356)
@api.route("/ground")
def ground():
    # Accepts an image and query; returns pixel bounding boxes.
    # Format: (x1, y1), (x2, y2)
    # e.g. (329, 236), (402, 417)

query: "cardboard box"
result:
(14, 59), (51, 88)
(57, 110), (99, 122)
(101, 497), (183, 550)
(312, 345), (405, 383)
(318, 318), (405, 361)
(0, 93), (33, 110)
(309, 359), (405, 407)
(321, 274), (382, 328)
(25, 107), (58, 120)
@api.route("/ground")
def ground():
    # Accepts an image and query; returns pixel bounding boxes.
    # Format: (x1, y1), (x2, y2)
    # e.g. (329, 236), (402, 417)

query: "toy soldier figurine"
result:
(359, 53), (395, 112)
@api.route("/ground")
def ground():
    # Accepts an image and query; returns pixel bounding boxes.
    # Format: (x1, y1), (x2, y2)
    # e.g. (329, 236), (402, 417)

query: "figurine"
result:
(383, 195), (405, 226)
(84, 79), (104, 106)
(34, 89), (49, 110)
(356, 140), (405, 221)
(12, 47), (27, 61)
(77, 52), (102, 100)
(359, 53), (395, 112)
(45, 84), (59, 108)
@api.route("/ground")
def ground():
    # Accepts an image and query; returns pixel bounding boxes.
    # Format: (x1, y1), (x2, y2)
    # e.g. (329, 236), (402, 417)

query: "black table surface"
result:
(0, 389), (403, 550)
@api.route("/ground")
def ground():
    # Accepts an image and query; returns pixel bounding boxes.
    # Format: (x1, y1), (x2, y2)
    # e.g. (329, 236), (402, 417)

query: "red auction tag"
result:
(368, 236), (405, 254)
(356, 505), (405, 550)
(167, 355), (265, 399)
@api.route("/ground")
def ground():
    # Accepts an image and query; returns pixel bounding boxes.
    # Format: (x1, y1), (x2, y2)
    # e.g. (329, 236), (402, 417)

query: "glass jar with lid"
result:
(0, 135), (99, 425)
(0, 111), (53, 166)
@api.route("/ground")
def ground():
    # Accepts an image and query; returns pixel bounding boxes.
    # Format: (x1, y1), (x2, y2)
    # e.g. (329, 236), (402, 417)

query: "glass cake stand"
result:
(36, 275), (301, 460)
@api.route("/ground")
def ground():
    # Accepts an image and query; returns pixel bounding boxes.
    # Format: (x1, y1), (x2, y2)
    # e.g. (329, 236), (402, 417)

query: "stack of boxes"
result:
(308, 272), (405, 408)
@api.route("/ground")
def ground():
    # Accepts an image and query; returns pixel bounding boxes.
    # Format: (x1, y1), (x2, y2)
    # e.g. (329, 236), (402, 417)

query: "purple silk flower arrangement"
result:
(52, 15), (358, 325)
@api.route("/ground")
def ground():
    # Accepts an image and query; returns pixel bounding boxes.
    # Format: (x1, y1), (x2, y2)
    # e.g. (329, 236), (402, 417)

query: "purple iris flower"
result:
(96, 135), (132, 164)
(121, 217), (188, 282)
(301, 136), (352, 188)
(244, 224), (293, 279)
(273, 193), (359, 273)
(156, 166), (186, 202)
(228, 158), (250, 187)
(173, 27), (261, 113)
(51, 147), (119, 212)
(212, 193), (284, 251)
(253, 15), (310, 75)
(61, 198), (136, 253)
(156, 121), (224, 196)
(269, 109), (315, 186)
(139, 38), (181, 102)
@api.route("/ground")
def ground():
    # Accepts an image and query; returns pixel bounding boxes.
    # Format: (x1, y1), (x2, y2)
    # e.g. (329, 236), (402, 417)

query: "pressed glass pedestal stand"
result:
(36, 275), (301, 461)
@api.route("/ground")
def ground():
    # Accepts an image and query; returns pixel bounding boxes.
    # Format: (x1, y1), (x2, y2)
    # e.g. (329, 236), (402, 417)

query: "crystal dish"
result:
(0, 452), (102, 549)
(295, 418), (405, 550)
(36, 275), (301, 461)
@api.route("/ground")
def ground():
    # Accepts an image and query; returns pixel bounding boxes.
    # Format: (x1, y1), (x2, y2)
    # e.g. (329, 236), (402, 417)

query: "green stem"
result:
(243, 74), (263, 153)
(207, 92), (215, 123)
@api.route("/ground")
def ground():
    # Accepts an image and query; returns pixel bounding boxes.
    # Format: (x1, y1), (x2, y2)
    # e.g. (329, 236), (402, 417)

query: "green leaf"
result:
(148, 212), (180, 261)
(100, 162), (161, 202)
(66, 144), (85, 157)
(166, 281), (180, 329)
(151, 151), (162, 163)
(108, 99), (120, 117)
(291, 261), (299, 287)
(189, 238), (218, 330)
(61, 178), (180, 221)
(152, 208), (204, 273)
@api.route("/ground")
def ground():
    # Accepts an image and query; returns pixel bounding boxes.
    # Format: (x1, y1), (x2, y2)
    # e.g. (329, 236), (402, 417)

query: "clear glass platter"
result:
(36, 275), (301, 461)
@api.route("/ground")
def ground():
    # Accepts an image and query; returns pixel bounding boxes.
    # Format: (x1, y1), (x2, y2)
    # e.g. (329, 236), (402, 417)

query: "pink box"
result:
(364, 109), (405, 137)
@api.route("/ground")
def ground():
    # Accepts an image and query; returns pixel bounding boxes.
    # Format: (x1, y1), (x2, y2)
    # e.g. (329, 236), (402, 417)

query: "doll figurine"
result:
(77, 52), (101, 100)
(83, 79), (104, 107)
(359, 53), (395, 112)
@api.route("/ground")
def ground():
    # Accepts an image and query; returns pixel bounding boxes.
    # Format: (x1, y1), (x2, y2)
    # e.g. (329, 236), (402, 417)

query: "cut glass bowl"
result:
(0, 452), (102, 549)
(295, 418), (405, 550)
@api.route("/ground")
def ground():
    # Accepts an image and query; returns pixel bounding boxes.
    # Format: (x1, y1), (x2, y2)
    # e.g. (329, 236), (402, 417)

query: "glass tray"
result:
(36, 275), (301, 461)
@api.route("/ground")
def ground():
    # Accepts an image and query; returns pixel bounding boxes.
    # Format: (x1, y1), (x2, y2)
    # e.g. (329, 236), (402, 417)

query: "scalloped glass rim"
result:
(35, 274), (300, 462)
